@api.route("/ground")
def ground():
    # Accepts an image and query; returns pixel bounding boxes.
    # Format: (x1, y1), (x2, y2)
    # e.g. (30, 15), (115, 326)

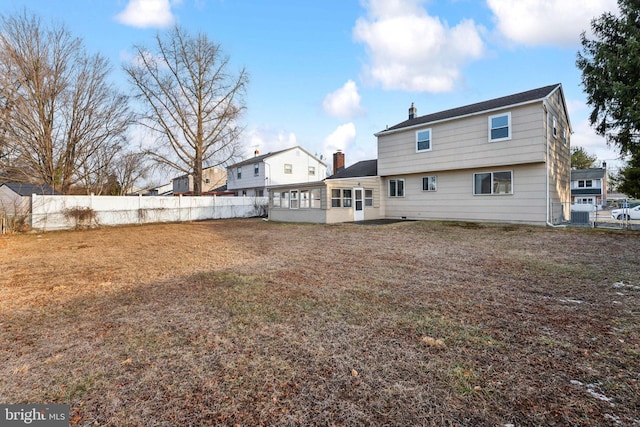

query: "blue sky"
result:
(0, 0), (624, 183)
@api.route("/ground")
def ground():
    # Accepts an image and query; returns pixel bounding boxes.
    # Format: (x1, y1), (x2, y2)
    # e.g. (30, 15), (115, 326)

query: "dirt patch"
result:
(1, 219), (639, 426)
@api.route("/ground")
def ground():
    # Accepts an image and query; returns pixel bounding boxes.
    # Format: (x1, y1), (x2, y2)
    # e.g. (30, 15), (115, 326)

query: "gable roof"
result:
(327, 160), (377, 179)
(571, 168), (606, 180)
(1, 182), (61, 196)
(377, 83), (562, 135)
(228, 146), (327, 169)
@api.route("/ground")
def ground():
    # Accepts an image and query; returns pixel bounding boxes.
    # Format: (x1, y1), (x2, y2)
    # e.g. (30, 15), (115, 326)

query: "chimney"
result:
(333, 150), (345, 175)
(408, 102), (417, 120)
(254, 149), (259, 157)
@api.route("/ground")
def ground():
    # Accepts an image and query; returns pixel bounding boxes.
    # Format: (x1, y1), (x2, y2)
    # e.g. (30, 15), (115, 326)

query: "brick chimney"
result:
(333, 150), (345, 175)
(408, 102), (417, 119)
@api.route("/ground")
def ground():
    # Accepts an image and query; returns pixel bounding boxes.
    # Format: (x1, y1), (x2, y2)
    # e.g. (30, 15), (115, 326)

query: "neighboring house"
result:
(226, 146), (327, 197)
(269, 151), (382, 223)
(173, 166), (227, 195)
(570, 168), (607, 207)
(268, 83), (572, 226)
(0, 183), (61, 229)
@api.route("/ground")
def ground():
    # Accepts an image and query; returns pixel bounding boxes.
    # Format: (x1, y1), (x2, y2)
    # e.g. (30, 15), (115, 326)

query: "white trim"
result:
(472, 170), (513, 195)
(415, 128), (432, 152)
(488, 112), (512, 142)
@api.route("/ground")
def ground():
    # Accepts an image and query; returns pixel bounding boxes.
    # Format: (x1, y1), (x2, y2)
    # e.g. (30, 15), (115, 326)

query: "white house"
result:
(226, 146), (327, 197)
(570, 168), (607, 208)
(268, 83), (572, 226)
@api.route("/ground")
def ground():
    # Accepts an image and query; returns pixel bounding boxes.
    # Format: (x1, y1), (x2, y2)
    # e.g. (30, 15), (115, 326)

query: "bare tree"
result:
(124, 26), (248, 196)
(110, 151), (152, 195)
(0, 11), (133, 193)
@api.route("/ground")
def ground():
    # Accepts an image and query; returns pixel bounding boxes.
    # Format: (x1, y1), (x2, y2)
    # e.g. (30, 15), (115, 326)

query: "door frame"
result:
(353, 187), (364, 221)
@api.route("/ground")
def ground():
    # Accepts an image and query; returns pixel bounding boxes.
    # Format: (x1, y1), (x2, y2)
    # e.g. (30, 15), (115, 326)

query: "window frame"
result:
(310, 188), (321, 209)
(308, 166), (316, 176)
(254, 163), (260, 176)
(416, 128), (432, 152)
(237, 167), (242, 179)
(299, 189), (310, 209)
(342, 189), (353, 208)
(272, 191), (281, 208)
(289, 190), (299, 209)
(331, 189), (342, 208)
(473, 170), (513, 195)
(388, 178), (405, 198)
(365, 189), (373, 207)
(280, 191), (289, 208)
(488, 112), (511, 142)
(422, 175), (437, 192)
(552, 116), (558, 138)
(284, 164), (293, 174)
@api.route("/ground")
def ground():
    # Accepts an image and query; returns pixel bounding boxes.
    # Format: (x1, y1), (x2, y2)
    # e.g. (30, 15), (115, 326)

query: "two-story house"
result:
(570, 167), (607, 208)
(376, 83), (571, 225)
(268, 84), (571, 226)
(172, 166), (227, 196)
(226, 146), (327, 197)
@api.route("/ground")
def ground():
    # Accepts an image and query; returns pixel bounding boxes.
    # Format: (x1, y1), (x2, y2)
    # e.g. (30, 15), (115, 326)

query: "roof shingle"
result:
(380, 83), (561, 133)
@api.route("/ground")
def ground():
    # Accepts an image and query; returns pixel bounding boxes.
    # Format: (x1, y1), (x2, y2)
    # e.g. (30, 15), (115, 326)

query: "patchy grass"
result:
(1, 219), (639, 426)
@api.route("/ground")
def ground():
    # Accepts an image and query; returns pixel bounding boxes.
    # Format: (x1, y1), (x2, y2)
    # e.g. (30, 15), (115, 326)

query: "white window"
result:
(553, 116), (558, 138)
(310, 188), (321, 208)
(389, 179), (405, 197)
(578, 179), (594, 188)
(365, 189), (373, 207)
(416, 129), (432, 152)
(284, 164), (292, 174)
(331, 189), (341, 207)
(254, 164), (260, 176)
(577, 197), (595, 204)
(290, 190), (299, 209)
(308, 166), (316, 176)
(237, 167), (242, 179)
(562, 127), (568, 146)
(281, 191), (289, 208)
(488, 112), (511, 142)
(272, 191), (281, 208)
(422, 176), (437, 192)
(343, 189), (352, 207)
(474, 171), (512, 195)
(300, 190), (310, 208)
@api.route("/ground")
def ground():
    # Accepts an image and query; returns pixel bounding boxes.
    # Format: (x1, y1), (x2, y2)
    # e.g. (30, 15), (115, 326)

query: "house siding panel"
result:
(378, 104), (546, 176)
(384, 164), (548, 224)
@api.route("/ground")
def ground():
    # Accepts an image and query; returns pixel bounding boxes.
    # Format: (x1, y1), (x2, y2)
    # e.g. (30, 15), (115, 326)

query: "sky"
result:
(0, 0), (625, 184)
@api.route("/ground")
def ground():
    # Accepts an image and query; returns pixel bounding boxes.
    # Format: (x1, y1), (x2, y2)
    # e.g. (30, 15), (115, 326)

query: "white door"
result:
(354, 188), (364, 221)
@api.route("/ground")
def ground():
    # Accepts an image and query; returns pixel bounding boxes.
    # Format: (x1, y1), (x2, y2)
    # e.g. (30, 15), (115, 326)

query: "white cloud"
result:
(353, 0), (485, 92)
(323, 80), (364, 120)
(115, 0), (175, 28)
(487, 0), (619, 47)
(243, 126), (298, 158)
(323, 123), (357, 156)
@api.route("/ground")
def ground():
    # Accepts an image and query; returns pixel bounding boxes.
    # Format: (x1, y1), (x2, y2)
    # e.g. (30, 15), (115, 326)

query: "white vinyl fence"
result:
(29, 194), (268, 232)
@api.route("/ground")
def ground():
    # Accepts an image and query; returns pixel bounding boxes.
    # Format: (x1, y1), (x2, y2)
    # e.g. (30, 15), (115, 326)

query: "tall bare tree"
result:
(124, 26), (248, 196)
(0, 11), (133, 193)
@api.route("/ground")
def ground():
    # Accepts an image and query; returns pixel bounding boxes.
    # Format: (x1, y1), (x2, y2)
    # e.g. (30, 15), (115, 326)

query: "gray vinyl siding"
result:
(378, 103), (546, 176)
(384, 164), (548, 224)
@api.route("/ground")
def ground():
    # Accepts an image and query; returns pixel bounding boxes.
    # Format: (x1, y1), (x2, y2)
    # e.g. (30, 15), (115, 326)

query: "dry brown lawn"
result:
(1, 219), (639, 426)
